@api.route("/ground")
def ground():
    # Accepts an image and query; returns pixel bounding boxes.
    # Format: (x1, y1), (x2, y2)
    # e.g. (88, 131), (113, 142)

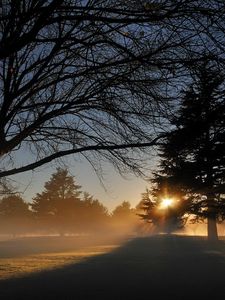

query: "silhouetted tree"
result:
(155, 62), (225, 240)
(31, 168), (111, 234)
(0, 194), (31, 236)
(111, 201), (138, 234)
(31, 168), (82, 234)
(0, 1), (224, 179)
(137, 187), (189, 234)
(136, 189), (158, 234)
(112, 201), (131, 218)
(80, 192), (109, 232)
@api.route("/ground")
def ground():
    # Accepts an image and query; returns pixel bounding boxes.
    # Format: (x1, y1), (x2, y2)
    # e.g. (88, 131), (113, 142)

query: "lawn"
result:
(0, 235), (225, 299)
(0, 235), (121, 280)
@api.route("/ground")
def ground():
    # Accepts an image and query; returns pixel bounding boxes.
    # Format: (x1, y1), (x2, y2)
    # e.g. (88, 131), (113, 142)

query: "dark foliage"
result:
(0, 1), (225, 178)
(153, 62), (225, 239)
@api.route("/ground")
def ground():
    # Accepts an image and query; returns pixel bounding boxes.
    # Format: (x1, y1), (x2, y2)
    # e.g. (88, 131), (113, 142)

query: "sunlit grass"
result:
(0, 245), (118, 280)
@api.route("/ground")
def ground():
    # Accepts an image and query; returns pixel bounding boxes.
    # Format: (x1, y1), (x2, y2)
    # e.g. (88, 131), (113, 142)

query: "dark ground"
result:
(0, 235), (225, 300)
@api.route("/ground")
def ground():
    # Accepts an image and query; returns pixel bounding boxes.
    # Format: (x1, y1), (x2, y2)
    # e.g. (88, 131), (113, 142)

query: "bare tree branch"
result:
(0, 0), (224, 178)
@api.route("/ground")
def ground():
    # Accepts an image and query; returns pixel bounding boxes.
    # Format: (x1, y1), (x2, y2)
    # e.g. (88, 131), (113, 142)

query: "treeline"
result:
(0, 168), (140, 237)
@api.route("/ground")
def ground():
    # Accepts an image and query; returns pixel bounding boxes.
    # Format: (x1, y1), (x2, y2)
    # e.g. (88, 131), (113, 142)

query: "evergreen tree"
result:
(0, 195), (31, 236)
(137, 187), (188, 234)
(31, 168), (82, 234)
(137, 189), (157, 224)
(112, 201), (133, 219)
(111, 201), (138, 234)
(155, 62), (225, 240)
(80, 192), (109, 232)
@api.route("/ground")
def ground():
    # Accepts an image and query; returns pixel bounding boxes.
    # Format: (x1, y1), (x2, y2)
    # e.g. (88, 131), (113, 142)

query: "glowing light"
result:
(159, 198), (174, 209)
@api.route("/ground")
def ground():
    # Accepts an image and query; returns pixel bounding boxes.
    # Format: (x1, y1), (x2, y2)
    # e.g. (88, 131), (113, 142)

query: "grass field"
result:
(0, 245), (118, 280)
(0, 235), (121, 280)
(0, 235), (225, 299)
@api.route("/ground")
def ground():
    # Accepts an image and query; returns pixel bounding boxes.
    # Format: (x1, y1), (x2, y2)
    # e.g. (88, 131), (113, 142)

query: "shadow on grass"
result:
(1, 235), (225, 300)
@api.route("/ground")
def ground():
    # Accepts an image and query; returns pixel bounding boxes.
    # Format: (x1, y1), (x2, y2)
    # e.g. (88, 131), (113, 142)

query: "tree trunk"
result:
(207, 215), (218, 242)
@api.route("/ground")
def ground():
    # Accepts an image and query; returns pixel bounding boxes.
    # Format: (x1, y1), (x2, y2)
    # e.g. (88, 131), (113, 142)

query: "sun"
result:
(159, 198), (174, 209)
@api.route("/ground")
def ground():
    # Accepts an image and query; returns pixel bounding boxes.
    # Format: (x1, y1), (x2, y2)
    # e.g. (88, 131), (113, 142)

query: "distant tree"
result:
(154, 62), (225, 241)
(111, 201), (138, 234)
(31, 168), (82, 234)
(112, 201), (133, 219)
(136, 189), (158, 234)
(80, 192), (109, 232)
(0, 195), (31, 236)
(0, 1), (224, 179)
(137, 189), (157, 227)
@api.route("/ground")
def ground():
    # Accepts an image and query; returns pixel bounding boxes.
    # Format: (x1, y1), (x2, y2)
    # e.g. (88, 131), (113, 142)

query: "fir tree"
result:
(31, 168), (82, 234)
(0, 195), (31, 236)
(155, 62), (225, 240)
(137, 187), (188, 234)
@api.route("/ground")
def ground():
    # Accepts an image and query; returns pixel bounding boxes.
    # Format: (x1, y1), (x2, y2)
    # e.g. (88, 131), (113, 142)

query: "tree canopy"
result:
(1, 1), (225, 179)
(137, 187), (189, 234)
(149, 62), (225, 240)
(0, 194), (31, 235)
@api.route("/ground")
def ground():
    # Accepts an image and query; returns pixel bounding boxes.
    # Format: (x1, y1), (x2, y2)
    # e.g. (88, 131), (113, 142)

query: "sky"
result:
(10, 157), (153, 212)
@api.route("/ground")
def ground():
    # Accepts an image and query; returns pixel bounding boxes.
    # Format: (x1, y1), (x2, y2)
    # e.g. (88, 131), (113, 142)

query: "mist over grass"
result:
(0, 235), (123, 280)
(1, 234), (225, 300)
